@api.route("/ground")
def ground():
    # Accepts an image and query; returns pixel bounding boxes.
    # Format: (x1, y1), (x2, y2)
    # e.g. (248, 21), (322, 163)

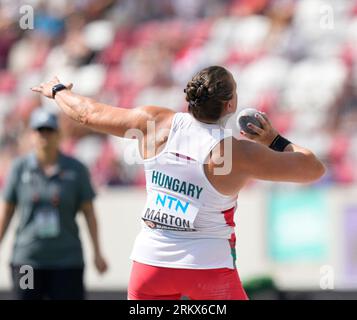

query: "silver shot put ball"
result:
(237, 108), (263, 135)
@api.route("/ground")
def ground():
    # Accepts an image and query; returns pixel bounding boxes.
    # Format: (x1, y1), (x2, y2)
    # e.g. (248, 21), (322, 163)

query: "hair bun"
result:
(184, 66), (233, 122)
(196, 82), (208, 101)
(184, 79), (209, 107)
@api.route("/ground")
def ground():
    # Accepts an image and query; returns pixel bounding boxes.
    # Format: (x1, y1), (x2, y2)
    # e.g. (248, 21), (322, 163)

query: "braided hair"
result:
(184, 66), (234, 122)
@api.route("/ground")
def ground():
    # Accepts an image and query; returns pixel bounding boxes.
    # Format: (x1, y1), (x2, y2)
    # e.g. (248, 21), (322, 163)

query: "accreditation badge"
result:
(34, 207), (60, 238)
(142, 191), (199, 231)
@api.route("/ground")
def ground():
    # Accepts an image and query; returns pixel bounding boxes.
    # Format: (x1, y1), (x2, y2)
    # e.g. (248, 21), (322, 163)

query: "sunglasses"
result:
(36, 127), (57, 133)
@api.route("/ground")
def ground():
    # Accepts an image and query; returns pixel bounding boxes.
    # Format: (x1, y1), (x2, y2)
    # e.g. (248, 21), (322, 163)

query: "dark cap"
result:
(30, 109), (58, 130)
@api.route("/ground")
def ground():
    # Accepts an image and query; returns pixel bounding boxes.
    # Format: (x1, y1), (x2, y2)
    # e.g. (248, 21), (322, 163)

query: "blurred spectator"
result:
(0, 109), (108, 300)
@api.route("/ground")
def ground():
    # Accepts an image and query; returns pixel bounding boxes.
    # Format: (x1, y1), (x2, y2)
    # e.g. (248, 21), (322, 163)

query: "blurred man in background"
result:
(0, 109), (108, 300)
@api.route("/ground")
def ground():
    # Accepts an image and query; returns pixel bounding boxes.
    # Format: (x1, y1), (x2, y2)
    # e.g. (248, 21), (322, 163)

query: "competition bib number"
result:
(34, 207), (60, 238)
(142, 191), (199, 231)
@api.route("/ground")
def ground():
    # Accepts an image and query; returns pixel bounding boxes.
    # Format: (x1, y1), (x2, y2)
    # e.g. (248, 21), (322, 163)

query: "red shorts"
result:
(128, 261), (248, 300)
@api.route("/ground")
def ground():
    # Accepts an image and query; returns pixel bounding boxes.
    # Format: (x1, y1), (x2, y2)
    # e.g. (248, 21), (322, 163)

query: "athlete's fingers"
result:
(31, 86), (42, 92)
(65, 83), (73, 90)
(240, 130), (257, 141)
(258, 112), (272, 126)
(255, 113), (269, 129)
(247, 123), (265, 135)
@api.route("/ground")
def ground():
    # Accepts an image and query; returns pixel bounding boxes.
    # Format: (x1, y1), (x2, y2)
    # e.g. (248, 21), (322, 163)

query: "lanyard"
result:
(30, 170), (60, 208)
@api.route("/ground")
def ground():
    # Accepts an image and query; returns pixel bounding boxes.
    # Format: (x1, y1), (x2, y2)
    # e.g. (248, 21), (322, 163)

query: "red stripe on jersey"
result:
(173, 152), (195, 161)
(229, 233), (236, 250)
(222, 207), (237, 267)
(222, 206), (236, 227)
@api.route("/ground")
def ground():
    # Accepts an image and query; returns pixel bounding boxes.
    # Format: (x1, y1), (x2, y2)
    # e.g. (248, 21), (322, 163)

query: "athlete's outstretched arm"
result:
(31, 77), (174, 137)
(232, 139), (326, 183)
(232, 112), (326, 183)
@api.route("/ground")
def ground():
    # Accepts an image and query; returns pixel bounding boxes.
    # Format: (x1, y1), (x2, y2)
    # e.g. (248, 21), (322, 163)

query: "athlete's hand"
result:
(240, 112), (279, 147)
(31, 77), (73, 99)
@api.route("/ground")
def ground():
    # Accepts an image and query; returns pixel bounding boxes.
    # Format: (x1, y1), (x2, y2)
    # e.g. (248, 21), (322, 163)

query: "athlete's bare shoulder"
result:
(212, 137), (258, 165)
(138, 106), (176, 159)
(137, 105), (175, 123)
(231, 138), (262, 160)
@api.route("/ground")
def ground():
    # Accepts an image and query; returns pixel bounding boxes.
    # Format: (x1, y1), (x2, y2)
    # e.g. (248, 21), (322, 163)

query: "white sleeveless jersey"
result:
(130, 112), (238, 269)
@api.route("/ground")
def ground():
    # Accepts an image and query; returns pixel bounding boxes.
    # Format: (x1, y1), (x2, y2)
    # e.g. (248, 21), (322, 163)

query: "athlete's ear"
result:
(225, 100), (234, 113)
